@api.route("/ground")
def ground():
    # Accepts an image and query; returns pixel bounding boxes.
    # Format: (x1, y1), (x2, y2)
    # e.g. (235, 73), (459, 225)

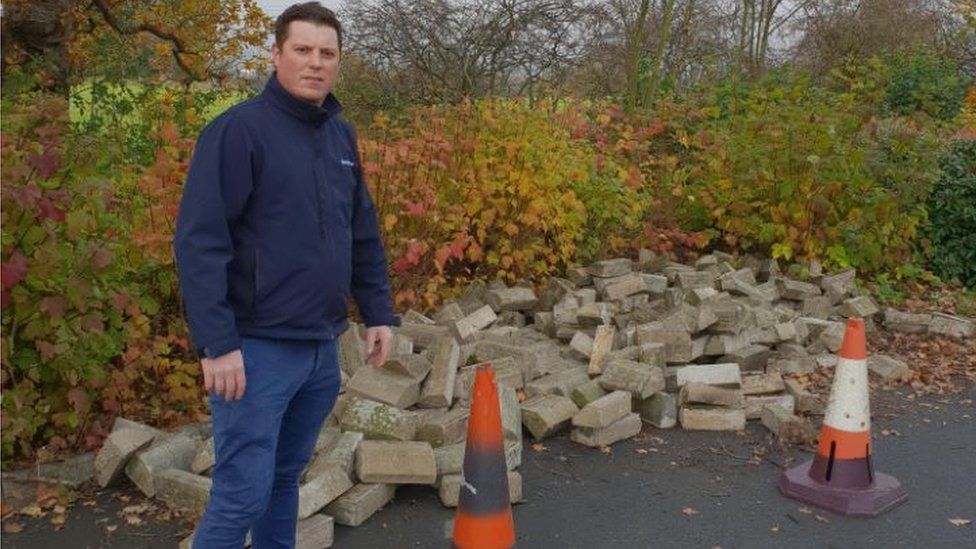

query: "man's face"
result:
(272, 21), (340, 106)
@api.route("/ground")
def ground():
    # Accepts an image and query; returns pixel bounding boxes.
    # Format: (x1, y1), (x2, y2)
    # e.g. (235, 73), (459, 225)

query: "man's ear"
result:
(271, 44), (280, 67)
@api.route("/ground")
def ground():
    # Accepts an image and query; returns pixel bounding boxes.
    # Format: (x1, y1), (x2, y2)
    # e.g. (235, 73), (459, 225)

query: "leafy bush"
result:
(926, 139), (976, 288)
(884, 49), (968, 121)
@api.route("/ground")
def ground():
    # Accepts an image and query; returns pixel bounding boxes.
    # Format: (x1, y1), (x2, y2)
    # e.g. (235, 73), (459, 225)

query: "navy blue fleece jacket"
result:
(173, 74), (399, 358)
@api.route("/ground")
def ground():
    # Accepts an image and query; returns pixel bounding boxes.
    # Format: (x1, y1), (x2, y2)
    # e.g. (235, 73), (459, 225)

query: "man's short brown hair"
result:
(275, 2), (343, 51)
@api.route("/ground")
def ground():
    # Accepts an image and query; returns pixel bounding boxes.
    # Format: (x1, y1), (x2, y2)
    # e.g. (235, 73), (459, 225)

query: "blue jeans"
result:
(192, 336), (341, 549)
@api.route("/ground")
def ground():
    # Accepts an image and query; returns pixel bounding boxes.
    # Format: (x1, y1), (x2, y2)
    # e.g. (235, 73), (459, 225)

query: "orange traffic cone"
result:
(453, 364), (516, 549)
(779, 318), (907, 516)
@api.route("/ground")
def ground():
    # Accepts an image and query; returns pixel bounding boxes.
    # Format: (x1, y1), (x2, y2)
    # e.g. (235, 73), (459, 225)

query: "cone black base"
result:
(779, 460), (907, 517)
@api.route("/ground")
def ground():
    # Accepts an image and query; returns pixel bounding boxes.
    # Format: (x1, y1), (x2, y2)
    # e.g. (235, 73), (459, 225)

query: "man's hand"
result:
(202, 349), (246, 402)
(364, 326), (393, 368)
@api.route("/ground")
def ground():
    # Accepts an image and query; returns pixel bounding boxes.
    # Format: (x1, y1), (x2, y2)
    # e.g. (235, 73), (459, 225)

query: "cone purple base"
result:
(779, 460), (907, 517)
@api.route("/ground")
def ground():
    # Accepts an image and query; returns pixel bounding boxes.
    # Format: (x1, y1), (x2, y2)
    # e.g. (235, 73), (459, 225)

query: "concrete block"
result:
(306, 431), (362, 482)
(577, 302), (614, 327)
(418, 337), (460, 408)
(679, 406), (746, 431)
(95, 428), (156, 487)
(744, 394), (795, 420)
(741, 371), (785, 395)
(679, 382), (743, 407)
(339, 324), (366, 375)
(417, 406), (470, 448)
(485, 286), (538, 312)
(801, 296), (832, 319)
(587, 325), (616, 376)
(586, 258), (632, 278)
(673, 363), (741, 388)
(570, 379), (608, 409)
(521, 395), (579, 440)
(819, 321), (847, 353)
(346, 366), (421, 409)
(383, 354), (433, 381)
(324, 483), (396, 527)
(636, 392), (677, 429)
(498, 385), (522, 442)
(397, 323), (452, 351)
(571, 413), (641, 447)
(867, 354), (910, 382)
(433, 301), (466, 325)
(296, 514), (334, 549)
(597, 360), (666, 399)
(524, 368), (589, 398)
(356, 441), (437, 484)
(572, 391), (631, 428)
(676, 271), (715, 290)
(720, 344), (770, 372)
(340, 397), (418, 441)
(569, 331), (594, 360)
(190, 437), (215, 475)
(455, 358), (524, 401)
(125, 433), (199, 497)
(298, 464), (354, 519)
(776, 278), (822, 301)
(883, 309), (931, 334)
(929, 313), (975, 338)
(453, 305), (497, 340)
(438, 471), (522, 508)
(434, 442), (466, 476)
(403, 309), (436, 325)
(783, 379), (823, 414)
(839, 296), (880, 318)
(761, 404), (815, 443)
(154, 469), (211, 514)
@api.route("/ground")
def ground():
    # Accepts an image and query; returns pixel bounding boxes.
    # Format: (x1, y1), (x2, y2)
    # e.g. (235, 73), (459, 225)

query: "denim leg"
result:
(250, 338), (341, 549)
(192, 338), (312, 549)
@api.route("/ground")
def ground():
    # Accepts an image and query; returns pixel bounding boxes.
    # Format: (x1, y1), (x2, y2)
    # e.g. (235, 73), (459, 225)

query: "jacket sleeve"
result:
(173, 115), (254, 357)
(346, 124), (400, 328)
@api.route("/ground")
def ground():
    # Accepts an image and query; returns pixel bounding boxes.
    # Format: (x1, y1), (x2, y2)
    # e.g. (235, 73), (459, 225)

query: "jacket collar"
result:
(262, 72), (342, 126)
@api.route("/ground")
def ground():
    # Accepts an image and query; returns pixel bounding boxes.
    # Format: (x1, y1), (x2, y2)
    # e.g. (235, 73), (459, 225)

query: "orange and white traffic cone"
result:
(453, 364), (516, 549)
(779, 317), (907, 516)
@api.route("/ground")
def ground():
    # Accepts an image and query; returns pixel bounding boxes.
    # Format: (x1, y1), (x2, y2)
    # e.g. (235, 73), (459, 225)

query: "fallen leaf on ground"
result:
(815, 515), (830, 523)
(531, 443), (548, 452)
(3, 522), (25, 533)
(635, 448), (649, 454)
(948, 518), (971, 527)
(599, 446), (612, 454)
(18, 505), (43, 519)
(682, 507), (699, 516)
(106, 524), (118, 533)
(797, 506), (813, 515)
(770, 525), (779, 534)
(50, 515), (66, 527)
(125, 515), (143, 526)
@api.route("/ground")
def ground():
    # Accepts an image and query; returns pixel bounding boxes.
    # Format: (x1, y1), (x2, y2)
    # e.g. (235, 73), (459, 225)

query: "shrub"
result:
(926, 139), (976, 288)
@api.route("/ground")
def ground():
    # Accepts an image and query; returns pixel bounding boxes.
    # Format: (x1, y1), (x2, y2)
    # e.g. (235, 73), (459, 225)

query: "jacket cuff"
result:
(363, 312), (401, 328)
(201, 334), (242, 359)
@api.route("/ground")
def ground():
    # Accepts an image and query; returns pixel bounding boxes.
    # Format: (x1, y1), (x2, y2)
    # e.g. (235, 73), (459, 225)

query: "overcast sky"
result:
(257, 0), (342, 19)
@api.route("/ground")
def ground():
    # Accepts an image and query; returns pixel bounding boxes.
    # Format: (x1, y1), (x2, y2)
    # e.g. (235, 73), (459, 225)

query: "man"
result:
(173, 3), (398, 547)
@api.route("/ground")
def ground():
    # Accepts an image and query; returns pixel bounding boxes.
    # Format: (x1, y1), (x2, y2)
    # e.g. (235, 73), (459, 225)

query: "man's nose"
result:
(308, 55), (324, 69)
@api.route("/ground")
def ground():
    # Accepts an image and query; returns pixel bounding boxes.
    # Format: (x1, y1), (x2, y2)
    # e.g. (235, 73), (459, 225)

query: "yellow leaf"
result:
(383, 214), (397, 231)
(682, 507), (699, 516)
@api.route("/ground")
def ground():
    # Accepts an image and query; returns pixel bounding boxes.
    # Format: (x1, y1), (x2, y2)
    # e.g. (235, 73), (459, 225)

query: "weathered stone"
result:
(434, 442), (466, 476)
(774, 322), (798, 342)
(339, 324), (366, 375)
(577, 302), (614, 327)
(485, 286), (538, 312)
(776, 278), (822, 301)
(761, 404), (814, 443)
(566, 266), (592, 286)
(720, 344), (770, 372)
(95, 428), (156, 487)
(417, 406), (470, 448)
(392, 333), (414, 356)
(642, 274), (669, 294)
(155, 469), (211, 513)
(457, 281), (489, 315)
(679, 406), (746, 431)
(356, 441), (437, 484)
(783, 379), (823, 414)
(340, 397), (418, 441)
(418, 337), (460, 408)
(744, 394), (795, 420)
(456, 358), (524, 401)
(686, 287), (721, 306)
(821, 269), (857, 303)
(572, 391), (631, 429)
(587, 325), (616, 376)
(403, 309), (436, 325)
(575, 288), (598, 306)
(453, 305), (498, 340)
(603, 273), (649, 301)
(571, 413), (642, 447)
(346, 367), (421, 409)
(383, 354), (433, 381)
(533, 311), (555, 337)
(587, 258), (633, 278)
(637, 249), (668, 273)
(125, 433), (199, 497)
(296, 514), (334, 549)
(474, 341), (540, 386)
(306, 431), (363, 482)
(883, 309), (931, 333)
(597, 360), (665, 399)
(524, 368), (589, 398)
(495, 311), (526, 327)
(569, 331), (594, 360)
(189, 437), (215, 475)
(298, 464), (355, 519)
(505, 440), (522, 471)
(635, 325), (693, 364)
(673, 363), (741, 388)
(839, 296), (880, 318)
(313, 426), (341, 454)
(802, 296), (832, 319)
(438, 471), (522, 508)
(570, 379), (608, 409)
(819, 321), (847, 352)
(741, 371), (785, 395)
(498, 385), (522, 442)
(636, 392), (677, 428)
(928, 313), (975, 338)
(703, 332), (751, 356)
(709, 300), (751, 333)
(867, 354), (911, 382)
(396, 323), (452, 350)
(521, 395), (579, 440)
(324, 483), (396, 527)
(676, 270), (715, 290)
(679, 383), (743, 407)
(433, 302), (466, 325)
